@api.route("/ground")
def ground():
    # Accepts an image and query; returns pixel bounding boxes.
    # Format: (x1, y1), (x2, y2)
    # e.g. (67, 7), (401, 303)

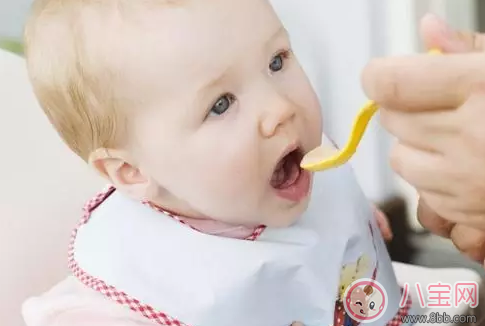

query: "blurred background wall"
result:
(0, 0), (32, 39)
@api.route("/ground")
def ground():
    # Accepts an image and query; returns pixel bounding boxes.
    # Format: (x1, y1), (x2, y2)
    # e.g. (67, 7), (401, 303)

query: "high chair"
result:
(0, 48), (483, 326)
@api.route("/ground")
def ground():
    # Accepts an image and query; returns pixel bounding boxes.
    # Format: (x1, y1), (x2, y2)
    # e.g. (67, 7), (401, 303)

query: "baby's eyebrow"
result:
(200, 66), (231, 96)
(265, 26), (287, 47)
(195, 26), (288, 102)
(194, 68), (230, 108)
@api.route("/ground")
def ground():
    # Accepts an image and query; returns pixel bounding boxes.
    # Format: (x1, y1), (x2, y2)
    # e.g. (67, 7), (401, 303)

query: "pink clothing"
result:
(176, 217), (255, 239)
(23, 277), (155, 326)
(145, 201), (259, 240)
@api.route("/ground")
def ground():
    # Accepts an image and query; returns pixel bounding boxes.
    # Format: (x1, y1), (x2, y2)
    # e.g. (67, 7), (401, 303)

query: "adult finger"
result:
(361, 53), (485, 112)
(420, 13), (485, 53)
(419, 192), (485, 230)
(380, 107), (458, 135)
(417, 198), (454, 238)
(458, 83), (485, 155)
(450, 224), (485, 262)
(380, 109), (458, 152)
(390, 144), (453, 194)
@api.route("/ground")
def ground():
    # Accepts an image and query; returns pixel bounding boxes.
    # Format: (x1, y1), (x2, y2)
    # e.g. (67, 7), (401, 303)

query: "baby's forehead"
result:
(113, 0), (284, 100)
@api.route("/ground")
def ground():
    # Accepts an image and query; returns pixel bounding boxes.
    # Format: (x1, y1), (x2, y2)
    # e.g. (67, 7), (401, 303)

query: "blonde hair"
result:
(24, 0), (179, 161)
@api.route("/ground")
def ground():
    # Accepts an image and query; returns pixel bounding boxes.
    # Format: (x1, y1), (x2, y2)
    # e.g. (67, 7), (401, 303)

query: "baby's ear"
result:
(89, 148), (152, 200)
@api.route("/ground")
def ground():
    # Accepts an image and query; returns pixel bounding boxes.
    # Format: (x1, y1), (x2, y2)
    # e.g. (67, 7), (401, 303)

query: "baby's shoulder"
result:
(22, 277), (151, 326)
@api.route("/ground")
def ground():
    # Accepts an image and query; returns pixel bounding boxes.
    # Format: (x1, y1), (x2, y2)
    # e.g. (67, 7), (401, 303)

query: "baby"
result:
(22, 0), (410, 325)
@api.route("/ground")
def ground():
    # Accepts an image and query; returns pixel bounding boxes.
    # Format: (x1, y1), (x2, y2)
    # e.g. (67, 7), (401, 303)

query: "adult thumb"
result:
(420, 13), (485, 53)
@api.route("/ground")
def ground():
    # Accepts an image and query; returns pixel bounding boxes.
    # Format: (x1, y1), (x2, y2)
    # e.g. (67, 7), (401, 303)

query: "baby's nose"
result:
(259, 97), (296, 138)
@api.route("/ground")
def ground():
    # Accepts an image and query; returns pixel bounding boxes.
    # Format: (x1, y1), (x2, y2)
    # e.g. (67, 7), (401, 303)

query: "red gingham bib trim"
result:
(387, 288), (413, 326)
(68, 186), (189, 326)
(68, 186), (412, 326)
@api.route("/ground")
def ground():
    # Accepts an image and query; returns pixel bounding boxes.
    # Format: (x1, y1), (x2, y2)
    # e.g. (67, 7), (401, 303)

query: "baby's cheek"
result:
(182, 145), (252, 194)
(207, 154), (258, 196)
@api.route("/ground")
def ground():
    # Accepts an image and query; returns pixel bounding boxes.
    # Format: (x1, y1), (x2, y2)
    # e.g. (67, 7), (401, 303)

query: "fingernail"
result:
(424, 13), (454, 38)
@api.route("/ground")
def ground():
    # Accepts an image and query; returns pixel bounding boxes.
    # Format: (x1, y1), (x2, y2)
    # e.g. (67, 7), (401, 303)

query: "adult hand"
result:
(361, 14), (485, 263)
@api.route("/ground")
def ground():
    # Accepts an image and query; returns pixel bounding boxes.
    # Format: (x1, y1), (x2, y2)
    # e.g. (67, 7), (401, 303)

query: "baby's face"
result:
(123, 0), (322, 227)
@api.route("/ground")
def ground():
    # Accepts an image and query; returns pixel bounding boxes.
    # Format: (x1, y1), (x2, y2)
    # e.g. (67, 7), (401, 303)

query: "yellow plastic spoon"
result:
(300, 100), (378, 172)
(301, 49), (442, 172)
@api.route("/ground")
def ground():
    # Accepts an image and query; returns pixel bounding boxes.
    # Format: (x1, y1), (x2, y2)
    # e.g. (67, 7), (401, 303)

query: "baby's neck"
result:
(145, 201), (258, 240)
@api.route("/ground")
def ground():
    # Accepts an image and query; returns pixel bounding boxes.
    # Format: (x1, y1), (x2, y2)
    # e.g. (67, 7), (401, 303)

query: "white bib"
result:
(72, 164), (405, 326)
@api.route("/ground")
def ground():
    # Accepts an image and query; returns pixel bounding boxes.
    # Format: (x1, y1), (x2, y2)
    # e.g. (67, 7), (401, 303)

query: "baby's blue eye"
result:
(269, 51), (289, 72)
(210, 93), (235, 116)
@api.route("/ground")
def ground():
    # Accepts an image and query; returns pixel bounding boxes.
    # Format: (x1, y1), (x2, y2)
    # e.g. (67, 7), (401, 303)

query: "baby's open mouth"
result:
(270, 145), (311, 202)
(270, 148), (303, 189)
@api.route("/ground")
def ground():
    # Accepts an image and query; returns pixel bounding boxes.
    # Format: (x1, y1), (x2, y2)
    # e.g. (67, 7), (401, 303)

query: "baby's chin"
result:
(263, 193), (312, 228)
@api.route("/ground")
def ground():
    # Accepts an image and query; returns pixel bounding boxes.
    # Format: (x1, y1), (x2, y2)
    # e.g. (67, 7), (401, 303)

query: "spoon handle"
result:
(301, 101), (378, 171)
